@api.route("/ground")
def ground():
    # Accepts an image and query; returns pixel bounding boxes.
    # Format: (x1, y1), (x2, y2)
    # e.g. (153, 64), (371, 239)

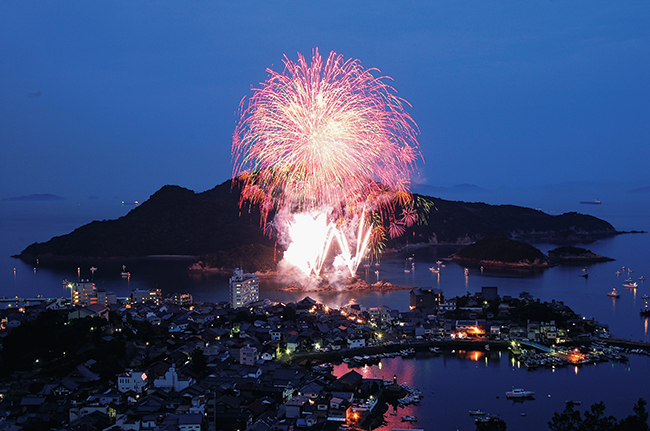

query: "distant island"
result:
(450, 239), (615, 270)
(547, 245), (614, 263)
(14, 178), (620, 271)
(2, 193), (65, 202)
(451, 237), (550, 269)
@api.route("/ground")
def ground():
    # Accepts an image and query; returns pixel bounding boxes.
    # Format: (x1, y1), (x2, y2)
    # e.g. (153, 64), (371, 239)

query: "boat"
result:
(607, 289), (620, 298)
(401, 415), (417, 422)
(506, 388), (535, 399)
(580, 199), (601, 204)
(464, 268), (469, 276)
(639, 276), (645, 281)
(623, 282), (638, 289)
(469, 410), (486, 416)
(429, 266), (439, 273)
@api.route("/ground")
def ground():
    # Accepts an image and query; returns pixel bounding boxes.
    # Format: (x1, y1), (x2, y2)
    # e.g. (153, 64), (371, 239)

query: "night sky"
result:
(1, 1), (648, 202)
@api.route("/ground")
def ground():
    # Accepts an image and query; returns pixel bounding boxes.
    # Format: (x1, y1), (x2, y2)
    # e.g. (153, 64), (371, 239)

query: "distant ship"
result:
(580, 199), (601, 204)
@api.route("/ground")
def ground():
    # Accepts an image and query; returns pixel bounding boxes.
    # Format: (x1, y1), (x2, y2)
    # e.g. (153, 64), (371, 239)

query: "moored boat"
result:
(607, 288), (620, 298)
(401, 415), (417, 422)
(506, 388), (535, 399)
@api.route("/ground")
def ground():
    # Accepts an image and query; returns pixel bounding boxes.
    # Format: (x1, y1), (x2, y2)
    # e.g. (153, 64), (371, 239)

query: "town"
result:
(0, 268), (645, 431)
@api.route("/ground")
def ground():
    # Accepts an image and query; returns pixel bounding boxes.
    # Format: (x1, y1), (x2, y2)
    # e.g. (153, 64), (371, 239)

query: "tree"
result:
(615, 399), (650, 431)
(549, 399), (649, 431)
(582, 402), (615, 431)
(548, 402), (584, 431)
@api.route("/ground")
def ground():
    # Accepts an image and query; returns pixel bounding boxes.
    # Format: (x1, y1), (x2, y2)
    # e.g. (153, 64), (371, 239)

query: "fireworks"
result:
(232, 48), (422, 280)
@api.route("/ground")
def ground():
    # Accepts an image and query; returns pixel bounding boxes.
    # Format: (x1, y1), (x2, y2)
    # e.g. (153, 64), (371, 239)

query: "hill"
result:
(451, 237), (549, 268)
(547, 246), (614, 263)
(14, 179), (619, 265)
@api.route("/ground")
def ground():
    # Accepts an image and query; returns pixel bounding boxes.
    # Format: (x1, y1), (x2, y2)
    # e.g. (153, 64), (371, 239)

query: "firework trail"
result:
(232, 48), (422, 280)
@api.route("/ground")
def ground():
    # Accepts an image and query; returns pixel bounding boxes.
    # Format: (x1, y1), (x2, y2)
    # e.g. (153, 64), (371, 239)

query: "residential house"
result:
(117, 370), (148, 394)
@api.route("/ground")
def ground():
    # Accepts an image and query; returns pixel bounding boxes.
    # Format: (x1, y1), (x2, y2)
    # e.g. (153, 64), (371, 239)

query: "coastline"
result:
(450, 256), (551, 270)
(277, 279), (416, 293)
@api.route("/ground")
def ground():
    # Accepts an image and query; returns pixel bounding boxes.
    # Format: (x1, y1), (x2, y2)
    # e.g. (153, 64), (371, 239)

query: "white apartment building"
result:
(229, 268), (259, 309)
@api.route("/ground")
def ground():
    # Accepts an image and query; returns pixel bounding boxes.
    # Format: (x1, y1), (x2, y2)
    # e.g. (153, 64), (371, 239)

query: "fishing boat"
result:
(429, 266), (439, 273)
(506, 388), (535, 399)
(607, 288), (620, 298)
(623, 282), (638, 289)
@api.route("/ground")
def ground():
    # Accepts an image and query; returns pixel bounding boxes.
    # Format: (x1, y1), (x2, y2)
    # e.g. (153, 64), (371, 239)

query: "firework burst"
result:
(232, 48), (422, 279)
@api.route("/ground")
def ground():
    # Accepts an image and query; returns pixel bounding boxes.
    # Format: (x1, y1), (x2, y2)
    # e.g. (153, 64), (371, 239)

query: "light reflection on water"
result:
(332, 351), (650, 431)
(1, 188), (649, 428)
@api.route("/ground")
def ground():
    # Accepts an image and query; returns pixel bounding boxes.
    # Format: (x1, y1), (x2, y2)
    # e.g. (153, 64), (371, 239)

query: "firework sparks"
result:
(232, 48), (422, 280)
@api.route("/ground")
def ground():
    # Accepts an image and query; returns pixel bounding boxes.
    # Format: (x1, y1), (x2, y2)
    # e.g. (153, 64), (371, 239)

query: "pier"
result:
(0, 297), (61, 304)
(605, 338), (650, 351)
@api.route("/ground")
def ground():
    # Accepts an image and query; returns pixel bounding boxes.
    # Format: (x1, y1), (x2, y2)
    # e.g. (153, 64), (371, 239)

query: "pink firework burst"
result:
(232, 49), (422, 275)
(232, 48), (421, 221)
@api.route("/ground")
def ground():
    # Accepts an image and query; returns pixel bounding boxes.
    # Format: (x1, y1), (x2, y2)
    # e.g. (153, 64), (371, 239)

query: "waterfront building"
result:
(409, 287), (444, 310)
(368, 305), (392, 324)
(229, 268), (259, 309)
(131, 288), (162, 305)
(63, 280), (96, 306)
(173, 293), (193, 307)
(61, 280), (118, 308)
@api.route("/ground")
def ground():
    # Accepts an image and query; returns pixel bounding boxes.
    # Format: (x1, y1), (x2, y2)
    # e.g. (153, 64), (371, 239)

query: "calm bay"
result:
(1, 189), (649, 429)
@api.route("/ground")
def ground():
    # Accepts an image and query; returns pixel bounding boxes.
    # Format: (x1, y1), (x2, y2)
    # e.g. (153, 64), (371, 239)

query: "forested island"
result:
(451, 237), (550, 269)
(450, 239), (615, 270)
(14, 179), (619, 272)
(547, 245), (615, 263)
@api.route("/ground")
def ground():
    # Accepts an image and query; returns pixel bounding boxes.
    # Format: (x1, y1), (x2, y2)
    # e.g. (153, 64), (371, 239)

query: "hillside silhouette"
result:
(15, 179), (618, 264)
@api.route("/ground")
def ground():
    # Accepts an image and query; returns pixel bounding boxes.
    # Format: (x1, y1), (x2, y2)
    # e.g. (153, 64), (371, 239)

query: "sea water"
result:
(1, 189), (649, 429)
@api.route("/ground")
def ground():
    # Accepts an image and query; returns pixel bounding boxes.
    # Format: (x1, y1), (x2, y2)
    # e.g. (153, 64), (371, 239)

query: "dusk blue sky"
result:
(1, 2), (649, 203)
